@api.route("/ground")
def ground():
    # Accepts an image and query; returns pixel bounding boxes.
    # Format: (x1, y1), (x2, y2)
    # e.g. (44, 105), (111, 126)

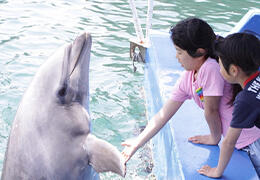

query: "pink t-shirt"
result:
(170, 58), (260, 149)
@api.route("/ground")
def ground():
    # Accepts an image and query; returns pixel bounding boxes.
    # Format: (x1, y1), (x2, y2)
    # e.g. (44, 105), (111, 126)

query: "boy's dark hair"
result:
(215, 33), (260, 104)
(215, 33), (260, 76)
(170, 17), (216, 60)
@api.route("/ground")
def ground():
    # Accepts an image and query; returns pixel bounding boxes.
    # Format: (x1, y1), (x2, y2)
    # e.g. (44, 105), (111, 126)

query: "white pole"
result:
(145, 0), (154, 43)
(129, 0), (145, 43)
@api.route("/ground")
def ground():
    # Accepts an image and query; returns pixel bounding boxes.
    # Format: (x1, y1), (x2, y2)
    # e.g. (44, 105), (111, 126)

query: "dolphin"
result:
(1, 32), (125, 179)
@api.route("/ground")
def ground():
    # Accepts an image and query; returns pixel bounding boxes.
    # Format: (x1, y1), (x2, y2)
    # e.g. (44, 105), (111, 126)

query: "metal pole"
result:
(129, 0), (145, 43)
(145, 0), (154, 43)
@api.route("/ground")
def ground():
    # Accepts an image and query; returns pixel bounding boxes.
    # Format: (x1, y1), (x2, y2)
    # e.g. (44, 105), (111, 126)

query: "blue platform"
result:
(229, 9), (260, 39)
(143, 10), (260, 180)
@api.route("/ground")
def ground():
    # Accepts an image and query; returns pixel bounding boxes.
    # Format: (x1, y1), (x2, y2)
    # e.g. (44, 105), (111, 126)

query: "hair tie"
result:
(215, 35), (220, 43)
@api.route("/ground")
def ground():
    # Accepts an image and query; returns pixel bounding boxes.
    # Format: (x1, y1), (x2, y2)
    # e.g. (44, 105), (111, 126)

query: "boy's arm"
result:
(198, 127), (242, 178)
(189, 96), (222, 145)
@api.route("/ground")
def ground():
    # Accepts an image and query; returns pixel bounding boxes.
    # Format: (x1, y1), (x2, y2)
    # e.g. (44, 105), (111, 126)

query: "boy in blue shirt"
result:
(198, 33), (260, 178)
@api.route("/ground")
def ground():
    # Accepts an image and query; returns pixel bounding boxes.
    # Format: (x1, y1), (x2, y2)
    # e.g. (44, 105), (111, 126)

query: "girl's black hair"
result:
(170, 17), (217, 60)
(215, 32), (260, 104)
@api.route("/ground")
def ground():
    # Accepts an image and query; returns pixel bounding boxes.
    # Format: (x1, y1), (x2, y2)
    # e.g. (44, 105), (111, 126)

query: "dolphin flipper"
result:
(85, 134), (125, 177)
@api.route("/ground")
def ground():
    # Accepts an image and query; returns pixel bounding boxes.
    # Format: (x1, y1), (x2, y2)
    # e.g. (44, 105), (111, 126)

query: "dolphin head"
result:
(29, 32), (92, 109)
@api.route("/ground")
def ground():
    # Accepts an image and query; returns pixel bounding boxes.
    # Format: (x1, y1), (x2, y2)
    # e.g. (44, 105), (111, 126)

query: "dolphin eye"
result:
(58, 84), (68, 97)
(58, 88), (66, 97)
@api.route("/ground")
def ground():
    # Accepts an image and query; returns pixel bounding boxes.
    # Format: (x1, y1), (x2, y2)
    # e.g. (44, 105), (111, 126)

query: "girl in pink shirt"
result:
(121, 17), (260, 167)
(171, 57), (260, 149)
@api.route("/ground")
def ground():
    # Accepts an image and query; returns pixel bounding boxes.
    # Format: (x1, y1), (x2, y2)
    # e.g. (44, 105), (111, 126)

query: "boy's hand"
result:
(197, 165), (221, 178)
(188, 135), (218, 145)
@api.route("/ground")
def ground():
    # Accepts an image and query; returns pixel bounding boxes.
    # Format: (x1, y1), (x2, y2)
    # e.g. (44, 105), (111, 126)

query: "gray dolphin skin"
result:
(1, 32), (125, 179)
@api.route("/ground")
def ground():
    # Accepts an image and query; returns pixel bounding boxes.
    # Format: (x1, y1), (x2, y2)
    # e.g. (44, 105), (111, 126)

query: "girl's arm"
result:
(188, 96), (222, 145)
(198, 127), (242, 178)
(121, 99), (183, 163)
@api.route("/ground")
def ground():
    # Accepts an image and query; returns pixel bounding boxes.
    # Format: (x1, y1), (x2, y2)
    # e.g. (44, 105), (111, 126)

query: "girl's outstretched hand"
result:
(121, 139), (139, 163)
(197, 165), (221, 178)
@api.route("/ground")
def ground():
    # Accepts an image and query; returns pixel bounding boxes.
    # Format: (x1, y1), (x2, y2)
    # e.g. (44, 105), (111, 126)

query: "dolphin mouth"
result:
(70, 60), (78, 76)
(69, 32), (92, 77)
(58, 32), (92, 105)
